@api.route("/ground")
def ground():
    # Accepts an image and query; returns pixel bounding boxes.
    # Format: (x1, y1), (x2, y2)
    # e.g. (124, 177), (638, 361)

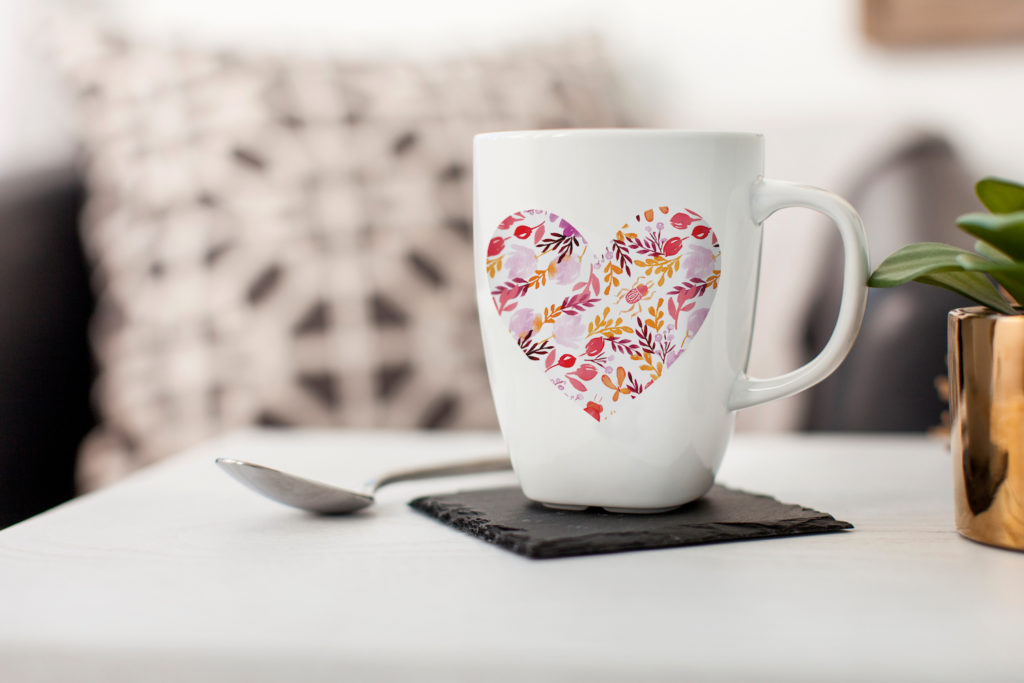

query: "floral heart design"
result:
(486, 207), (721, 422)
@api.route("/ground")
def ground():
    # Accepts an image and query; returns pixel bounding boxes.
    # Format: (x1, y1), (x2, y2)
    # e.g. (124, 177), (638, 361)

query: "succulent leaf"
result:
(976, 177), (1024, 214)
(867, 243), (977, 287)
(956, 211), (1024, 261)
(973, 239), (1014, 263)
(916, 272), (1016, 315)
(868, 176), (1024, 314)
(955, 253), (1024, 306)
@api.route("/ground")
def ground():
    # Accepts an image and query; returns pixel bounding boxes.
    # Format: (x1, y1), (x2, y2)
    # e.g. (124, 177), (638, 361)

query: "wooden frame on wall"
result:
(863, 0), (1024, 46)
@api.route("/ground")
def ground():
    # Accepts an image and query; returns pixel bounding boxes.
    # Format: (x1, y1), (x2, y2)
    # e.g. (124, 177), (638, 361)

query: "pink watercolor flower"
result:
(559, 220), (581, 239)
(687, 307), (710, 337)
(504, 244), (536, 279)
(552, 312), (584, 348)
(682, 245), (715, 279)
(553, 255), (581, 285)
(509, 308), (535, 337)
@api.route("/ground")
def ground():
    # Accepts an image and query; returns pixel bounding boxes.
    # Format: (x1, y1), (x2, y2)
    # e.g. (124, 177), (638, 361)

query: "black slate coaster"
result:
(410, 485), (852, 559)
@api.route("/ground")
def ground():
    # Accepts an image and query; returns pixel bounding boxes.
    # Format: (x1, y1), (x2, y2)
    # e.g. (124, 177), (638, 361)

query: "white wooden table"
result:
(2, 430), (1022, 682)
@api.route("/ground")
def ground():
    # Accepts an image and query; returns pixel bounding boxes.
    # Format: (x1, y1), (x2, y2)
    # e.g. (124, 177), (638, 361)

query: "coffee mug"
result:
(473, 130), (868, 512)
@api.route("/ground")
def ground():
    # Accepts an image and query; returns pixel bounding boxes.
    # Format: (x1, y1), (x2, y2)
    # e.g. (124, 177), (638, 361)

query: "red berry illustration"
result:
(514, 224), (533, 239)
(585, 337), (605, 356)
(575, 364), (597, 380)
(558, 353), (576, 368)
(663, 236), (683, 256)
(692, 225), (711, 240)
(487, 237), (505, 257)
(670, 212), (695, 230)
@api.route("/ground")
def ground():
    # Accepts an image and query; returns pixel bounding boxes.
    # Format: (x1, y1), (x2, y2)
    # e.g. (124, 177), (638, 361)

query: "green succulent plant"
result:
(867, 176), (1024, 315)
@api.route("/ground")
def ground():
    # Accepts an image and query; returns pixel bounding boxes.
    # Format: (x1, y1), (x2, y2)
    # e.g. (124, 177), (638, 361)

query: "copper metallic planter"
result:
(949, 306), (1024, 551)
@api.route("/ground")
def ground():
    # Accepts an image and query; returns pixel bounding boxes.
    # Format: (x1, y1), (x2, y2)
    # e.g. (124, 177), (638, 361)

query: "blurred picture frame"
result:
(863, 0), (1024, 45)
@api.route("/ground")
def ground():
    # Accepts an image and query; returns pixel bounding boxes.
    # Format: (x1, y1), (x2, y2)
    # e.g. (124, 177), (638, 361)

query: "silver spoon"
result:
(215, 455), (512, 514)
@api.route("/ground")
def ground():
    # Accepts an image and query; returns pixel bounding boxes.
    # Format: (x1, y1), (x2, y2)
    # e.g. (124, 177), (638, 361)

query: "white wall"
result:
(7, 0), (1024, 178)
(4, 0), (1023, 428)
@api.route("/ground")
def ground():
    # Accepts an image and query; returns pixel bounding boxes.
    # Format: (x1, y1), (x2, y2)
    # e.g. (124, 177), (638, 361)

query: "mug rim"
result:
(475, 128), (764, 141)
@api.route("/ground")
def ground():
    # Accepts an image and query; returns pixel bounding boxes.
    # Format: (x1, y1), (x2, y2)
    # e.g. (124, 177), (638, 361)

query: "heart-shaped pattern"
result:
(486, 206), (721, 421)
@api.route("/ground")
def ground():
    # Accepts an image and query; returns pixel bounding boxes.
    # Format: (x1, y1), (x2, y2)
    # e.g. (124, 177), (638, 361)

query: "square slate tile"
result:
(410, 485), (852, 559)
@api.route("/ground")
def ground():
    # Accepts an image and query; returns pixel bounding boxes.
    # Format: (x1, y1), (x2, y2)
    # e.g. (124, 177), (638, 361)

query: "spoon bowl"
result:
(216, 456), (511, 514)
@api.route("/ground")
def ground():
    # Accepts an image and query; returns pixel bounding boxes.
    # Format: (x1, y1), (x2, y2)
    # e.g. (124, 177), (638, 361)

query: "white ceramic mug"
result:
(474, 130), (868, 512)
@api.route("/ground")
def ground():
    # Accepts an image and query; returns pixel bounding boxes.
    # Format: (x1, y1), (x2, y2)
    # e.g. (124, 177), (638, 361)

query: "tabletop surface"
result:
(2, 430), (1022, 682)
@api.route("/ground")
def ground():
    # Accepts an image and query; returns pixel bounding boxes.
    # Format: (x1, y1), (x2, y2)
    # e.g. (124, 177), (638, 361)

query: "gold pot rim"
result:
(949, 306), (1024, 321)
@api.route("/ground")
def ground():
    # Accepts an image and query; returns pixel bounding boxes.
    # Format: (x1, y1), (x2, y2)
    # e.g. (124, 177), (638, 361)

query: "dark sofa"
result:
(0, 154), (955, 529)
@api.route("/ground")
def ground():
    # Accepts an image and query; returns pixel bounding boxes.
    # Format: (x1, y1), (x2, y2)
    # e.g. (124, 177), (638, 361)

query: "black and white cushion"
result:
(48, 16), (625, 488)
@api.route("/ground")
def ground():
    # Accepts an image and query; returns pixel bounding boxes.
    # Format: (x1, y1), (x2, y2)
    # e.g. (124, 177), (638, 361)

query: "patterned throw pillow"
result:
(49, 18), (625, 489)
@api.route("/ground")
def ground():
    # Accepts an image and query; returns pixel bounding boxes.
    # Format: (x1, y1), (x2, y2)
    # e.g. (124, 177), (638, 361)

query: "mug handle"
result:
(727, 179), (870, 411)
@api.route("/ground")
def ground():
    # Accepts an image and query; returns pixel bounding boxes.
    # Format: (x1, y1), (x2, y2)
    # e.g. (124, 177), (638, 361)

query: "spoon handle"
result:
(366, 455), (512, 492)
